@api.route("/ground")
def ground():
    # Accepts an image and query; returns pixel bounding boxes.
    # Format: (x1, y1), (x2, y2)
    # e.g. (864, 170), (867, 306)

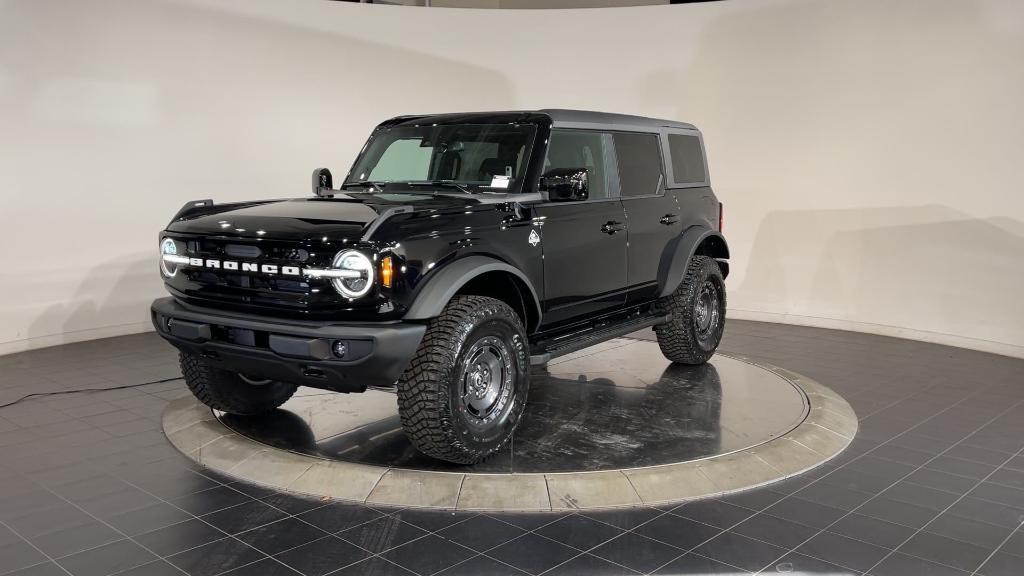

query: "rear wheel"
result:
(180, 352), (297, 415)
(397, 295), (530, 464)
(655, 255), (726, 365)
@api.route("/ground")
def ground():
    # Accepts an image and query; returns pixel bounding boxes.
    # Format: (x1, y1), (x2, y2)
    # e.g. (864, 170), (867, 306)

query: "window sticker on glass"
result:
(489, 175), (511, 189)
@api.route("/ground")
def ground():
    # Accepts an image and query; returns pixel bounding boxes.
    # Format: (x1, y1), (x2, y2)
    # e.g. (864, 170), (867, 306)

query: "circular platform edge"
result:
(161, 355), (858, 511)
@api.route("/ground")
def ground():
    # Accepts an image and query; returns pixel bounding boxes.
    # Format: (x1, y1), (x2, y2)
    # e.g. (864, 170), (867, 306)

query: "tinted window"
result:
(613, 132), (663, 197)
(668, 133), (706, 184)
(543, 130), (617, 201)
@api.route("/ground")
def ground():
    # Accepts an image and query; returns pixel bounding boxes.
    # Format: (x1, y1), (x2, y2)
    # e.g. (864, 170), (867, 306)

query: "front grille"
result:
(184, 239), (314, 264)
(169, 237), (337, 312)
(190, 271), (308, 295)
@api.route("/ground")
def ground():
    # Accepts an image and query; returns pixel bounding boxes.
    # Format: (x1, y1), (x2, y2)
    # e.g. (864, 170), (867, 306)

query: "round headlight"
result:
(160, 238), (178, 277)
(330, 250), (374, 298)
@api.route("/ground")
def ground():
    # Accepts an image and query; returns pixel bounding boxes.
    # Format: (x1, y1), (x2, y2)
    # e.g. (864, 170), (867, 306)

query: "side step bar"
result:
(529, 313), (669, 366)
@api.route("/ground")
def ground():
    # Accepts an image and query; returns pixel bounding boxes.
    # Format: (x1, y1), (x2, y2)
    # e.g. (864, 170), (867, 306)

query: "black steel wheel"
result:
(693, 279), (722, 345)
(654, 255), (727, 364)
(460, 336), (516, 425)
(397, 295), (530, 464)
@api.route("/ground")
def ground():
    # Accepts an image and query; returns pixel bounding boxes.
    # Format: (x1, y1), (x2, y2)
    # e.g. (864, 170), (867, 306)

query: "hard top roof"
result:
(381, 109), (696, 131)
(542, 109), (696, 131)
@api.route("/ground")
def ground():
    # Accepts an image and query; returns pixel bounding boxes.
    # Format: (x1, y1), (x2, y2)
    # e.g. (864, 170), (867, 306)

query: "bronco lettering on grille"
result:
(164, 256), (302, 276)
(162, 254), (356, 279)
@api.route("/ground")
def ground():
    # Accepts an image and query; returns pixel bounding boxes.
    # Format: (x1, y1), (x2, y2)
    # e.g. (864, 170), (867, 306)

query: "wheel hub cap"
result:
(461, 337), (514, 421)
(468, 363), (493, 399)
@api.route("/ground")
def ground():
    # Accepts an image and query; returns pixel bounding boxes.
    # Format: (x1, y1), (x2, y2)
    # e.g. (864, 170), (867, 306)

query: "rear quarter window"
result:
(667, 133), (706, 185)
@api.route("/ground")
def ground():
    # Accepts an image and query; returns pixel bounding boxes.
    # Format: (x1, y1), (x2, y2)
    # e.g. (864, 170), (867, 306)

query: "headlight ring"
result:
(160, 238), (179, 278)
(330, 250), (374, 298)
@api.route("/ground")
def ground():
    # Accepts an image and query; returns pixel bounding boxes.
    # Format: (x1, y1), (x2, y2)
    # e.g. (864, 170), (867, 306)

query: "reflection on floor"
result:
(1, 320), (1023, 575)
(220, 340), (807, 473)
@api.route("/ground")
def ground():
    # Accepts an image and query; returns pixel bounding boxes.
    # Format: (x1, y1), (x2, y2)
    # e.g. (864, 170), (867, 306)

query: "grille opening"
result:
(225, 244), (261, 258)
(189, 271), (311, 294)
(210, 325), (272, 350)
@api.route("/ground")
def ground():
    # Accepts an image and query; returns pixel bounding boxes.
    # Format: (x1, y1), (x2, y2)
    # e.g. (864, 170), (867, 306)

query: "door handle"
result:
(601, 221), (626, 235)
(659, 214), (680, 225)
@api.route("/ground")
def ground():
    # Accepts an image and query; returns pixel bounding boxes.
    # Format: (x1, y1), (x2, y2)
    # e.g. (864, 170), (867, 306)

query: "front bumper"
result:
(151, 297), (426, 392)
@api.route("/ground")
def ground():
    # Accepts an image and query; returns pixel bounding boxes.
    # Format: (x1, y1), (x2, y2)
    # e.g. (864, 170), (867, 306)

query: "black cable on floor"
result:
(0, 377), (184, 409)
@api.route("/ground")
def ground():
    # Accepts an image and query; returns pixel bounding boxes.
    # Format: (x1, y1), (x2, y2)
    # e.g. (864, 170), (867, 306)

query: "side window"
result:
(543, 130), (617, 201)
(613, 132), (664, 198)
(368, 139), (432, 181)
(668, 133), (706, 184)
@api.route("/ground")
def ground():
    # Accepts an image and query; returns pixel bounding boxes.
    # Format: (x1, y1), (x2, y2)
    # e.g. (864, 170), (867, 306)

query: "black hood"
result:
(166, 193), (501, 242)
(166, 197), (385, 241)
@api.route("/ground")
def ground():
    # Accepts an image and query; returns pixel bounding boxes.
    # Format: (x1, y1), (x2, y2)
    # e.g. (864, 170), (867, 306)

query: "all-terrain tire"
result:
(397, 295), (530, 464)
(180, 352), (297, 415)
(654, 255), (727, 365)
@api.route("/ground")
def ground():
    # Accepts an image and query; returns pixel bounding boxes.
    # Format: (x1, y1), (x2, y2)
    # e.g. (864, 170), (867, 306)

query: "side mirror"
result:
(538, 168), (589, 202)
(312, 167), (333, 197)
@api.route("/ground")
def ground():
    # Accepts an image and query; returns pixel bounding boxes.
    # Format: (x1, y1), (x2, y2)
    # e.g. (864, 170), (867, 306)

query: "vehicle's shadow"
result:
(219, 408), (317, 455)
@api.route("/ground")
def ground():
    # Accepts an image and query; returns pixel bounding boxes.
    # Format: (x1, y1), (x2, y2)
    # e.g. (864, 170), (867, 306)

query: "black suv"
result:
(152, 110), (729, 464)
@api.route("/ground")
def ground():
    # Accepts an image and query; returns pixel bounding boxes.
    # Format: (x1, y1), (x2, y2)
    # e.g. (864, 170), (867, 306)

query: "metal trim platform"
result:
(162, 353), (857, 511)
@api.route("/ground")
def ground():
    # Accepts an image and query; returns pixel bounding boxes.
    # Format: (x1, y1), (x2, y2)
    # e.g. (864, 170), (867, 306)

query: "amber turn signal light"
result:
(380, 256), (394, 287)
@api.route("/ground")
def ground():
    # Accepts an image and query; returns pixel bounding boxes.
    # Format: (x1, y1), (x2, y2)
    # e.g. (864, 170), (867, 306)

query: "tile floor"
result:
(0, 320), (1022, 575)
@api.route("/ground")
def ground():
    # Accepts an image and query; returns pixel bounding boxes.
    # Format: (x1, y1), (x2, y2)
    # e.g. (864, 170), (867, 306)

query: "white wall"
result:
(2, 0), (1022, 357)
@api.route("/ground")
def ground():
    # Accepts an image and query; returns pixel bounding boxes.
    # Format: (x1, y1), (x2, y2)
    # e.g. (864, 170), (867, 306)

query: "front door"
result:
(534, 130), (627, 327)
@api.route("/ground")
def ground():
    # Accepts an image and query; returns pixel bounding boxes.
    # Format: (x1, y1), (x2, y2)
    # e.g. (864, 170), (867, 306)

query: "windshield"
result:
(346, 123), (537, 193)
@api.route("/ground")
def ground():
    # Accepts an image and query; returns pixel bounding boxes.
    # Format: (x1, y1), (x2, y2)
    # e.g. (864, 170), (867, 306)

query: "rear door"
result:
(615, 132), (680, 302)
(534, 129), (627, 327)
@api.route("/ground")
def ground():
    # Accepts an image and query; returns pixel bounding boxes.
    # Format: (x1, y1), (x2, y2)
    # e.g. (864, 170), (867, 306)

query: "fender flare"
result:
(657, 226), (730, 298)
(403, 255), (543, 325)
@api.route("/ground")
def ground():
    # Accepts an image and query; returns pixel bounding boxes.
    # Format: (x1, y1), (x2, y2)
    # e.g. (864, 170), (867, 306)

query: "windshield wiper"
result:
(340, 181), (386, 192)
(406, 180), (474, 194)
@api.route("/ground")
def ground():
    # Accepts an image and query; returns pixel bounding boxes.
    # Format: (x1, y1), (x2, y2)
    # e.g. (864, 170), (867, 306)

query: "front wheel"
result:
(397, 295), (530, 464)
(180, 352), (297, 415)
(654, 255), (726, 365)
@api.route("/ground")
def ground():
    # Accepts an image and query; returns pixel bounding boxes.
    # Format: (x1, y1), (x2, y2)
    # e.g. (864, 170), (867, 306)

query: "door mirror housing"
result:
(539, 168), (589, 202)
(312, 167), (334, 197)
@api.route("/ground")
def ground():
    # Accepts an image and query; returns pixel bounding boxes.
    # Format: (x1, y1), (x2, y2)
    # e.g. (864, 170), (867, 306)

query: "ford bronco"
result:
(152, 110), (729, 464)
